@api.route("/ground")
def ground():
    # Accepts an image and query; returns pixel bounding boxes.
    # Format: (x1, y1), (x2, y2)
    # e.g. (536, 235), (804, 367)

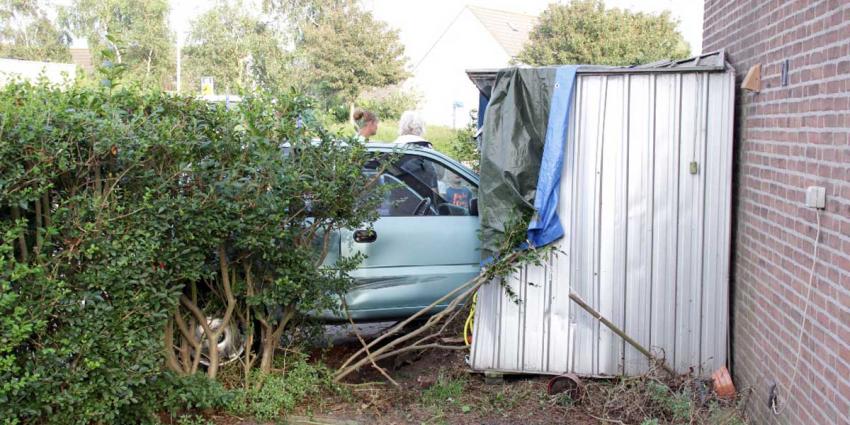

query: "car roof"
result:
(365, 141), (479, 183)
(283, 140), (478, 181)
(365, 141), (426, 149)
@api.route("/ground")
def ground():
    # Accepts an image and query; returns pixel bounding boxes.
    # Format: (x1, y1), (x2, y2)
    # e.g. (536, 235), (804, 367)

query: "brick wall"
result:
(703, 1), (850, 424)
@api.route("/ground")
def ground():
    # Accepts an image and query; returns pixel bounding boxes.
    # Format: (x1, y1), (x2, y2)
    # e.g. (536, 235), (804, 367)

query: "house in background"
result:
(1, 39), (91, 86)
(407, 5), (536, 127)
(0, 58), (76, 86)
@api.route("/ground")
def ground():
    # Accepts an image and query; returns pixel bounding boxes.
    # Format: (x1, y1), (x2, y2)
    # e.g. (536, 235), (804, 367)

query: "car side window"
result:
(375, 174), (423, 217)
(372, 154), (477, 217)
(432, 160), (477, 215)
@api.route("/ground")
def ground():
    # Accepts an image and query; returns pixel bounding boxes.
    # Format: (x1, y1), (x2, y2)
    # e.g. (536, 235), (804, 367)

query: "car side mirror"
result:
(469, 198), (478, 216)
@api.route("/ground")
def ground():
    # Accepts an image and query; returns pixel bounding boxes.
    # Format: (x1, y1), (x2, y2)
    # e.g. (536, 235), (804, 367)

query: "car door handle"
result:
(353, 229), (377, 243)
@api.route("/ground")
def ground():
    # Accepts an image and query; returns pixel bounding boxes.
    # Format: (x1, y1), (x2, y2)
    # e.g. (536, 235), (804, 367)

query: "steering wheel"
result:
(413, 197), (432, 216)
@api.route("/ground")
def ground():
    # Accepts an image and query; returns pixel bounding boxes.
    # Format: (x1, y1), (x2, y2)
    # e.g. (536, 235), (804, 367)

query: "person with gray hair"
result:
(394, 110), (432, 149)
(393, 110), (439, 201)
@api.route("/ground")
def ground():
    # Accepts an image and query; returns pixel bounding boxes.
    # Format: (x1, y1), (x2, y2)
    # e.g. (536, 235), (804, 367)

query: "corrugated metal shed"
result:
(469, 54), (735, 378)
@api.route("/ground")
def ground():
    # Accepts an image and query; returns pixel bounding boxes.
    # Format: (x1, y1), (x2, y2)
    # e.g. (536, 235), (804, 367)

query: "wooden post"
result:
(569, 292), (676, 377)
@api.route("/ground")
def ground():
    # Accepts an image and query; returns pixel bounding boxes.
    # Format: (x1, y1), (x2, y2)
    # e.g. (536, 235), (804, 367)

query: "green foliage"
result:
(356, 87), (420, 121)
(0, 0), (71, 61)
(554, 392), (575, 408)
(370, 120), (456, 154)
(421, 372), (466, 407)
(707, 401), (747, 425)
(295, 0), (409, 104)
(175, 415), (214, 425)
(154, 373), (233, 417)
(517, 0), (690, 66)
(0, 77), (380, 423)
(448, 121), (480, 172)
(121, 372), (231, 421)
(227, 359), (331, 421)
(60, 0), (175, 87)
(183, 1), (292, 94)
(648, 381), (693, 422)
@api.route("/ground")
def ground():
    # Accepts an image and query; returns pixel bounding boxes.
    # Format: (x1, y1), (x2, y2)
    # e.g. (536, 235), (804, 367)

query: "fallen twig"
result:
(334, 274), (487, 382)
(586, 412), (626, 425)
(334, 249), (529, 383)
(343, 301), (400, 387)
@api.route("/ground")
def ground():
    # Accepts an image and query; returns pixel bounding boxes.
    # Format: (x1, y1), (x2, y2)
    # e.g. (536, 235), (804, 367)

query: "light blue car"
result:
(315, 142), (481, 322)
(197, 142), (481, 364)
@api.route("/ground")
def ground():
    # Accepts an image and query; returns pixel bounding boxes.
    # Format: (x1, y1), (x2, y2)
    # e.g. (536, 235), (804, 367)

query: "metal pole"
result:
(452, 103), (457, 129)
(176, 41), (182, 93)
(569, 292), (676, 377)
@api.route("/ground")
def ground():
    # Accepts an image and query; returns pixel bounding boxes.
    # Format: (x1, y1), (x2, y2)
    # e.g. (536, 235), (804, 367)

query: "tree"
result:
(61, 0), (174, 87)
(0, 81), (384, 421)
(517, 0), (690, 67)
(0, 0), (70, 62)
(182, 1), (291, 94)
(293, 0), (409, 114)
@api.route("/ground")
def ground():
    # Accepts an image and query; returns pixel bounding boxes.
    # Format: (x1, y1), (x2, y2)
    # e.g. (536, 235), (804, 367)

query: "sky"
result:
(167, 0), (704, 54)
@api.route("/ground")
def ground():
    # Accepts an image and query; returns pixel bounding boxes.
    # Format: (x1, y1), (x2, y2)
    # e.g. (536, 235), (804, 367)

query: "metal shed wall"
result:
(470, 69), (735, 377)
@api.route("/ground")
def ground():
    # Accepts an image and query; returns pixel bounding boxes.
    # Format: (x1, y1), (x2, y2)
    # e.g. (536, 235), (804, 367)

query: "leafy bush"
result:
(357, 87), (420, 121)
(154, 373), (233, 417)
(227, 358), (333, 421)
(0, 78), (381, 423)
(648, 381), (693, 421)
(448, 121), (480, 172)
(320, 87), (421, 125)
(372, 120), (458, 156)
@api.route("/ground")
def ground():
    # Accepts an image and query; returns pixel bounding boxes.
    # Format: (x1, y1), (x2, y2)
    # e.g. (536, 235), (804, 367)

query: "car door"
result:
(340, 150), (480, 321)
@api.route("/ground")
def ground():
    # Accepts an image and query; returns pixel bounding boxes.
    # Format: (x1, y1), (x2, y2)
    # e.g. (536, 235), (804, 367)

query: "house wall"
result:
(405, 9), (512, 129)
(702, 1), (850, 424)
(0, 58), (76, 86)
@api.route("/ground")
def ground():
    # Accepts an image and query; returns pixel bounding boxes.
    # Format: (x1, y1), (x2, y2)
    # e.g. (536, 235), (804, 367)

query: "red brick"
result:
(704, 0), (850, 423)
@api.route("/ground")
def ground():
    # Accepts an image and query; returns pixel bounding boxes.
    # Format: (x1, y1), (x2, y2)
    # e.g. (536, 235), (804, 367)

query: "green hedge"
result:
(0, 82), (380, 423)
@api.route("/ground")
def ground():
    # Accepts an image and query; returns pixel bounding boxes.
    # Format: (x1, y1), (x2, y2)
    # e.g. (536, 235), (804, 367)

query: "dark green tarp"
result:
(478, 68), (557, 259)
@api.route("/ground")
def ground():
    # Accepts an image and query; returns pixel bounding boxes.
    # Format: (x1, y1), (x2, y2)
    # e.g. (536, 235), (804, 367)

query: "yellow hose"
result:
(464, 292), (478, 346)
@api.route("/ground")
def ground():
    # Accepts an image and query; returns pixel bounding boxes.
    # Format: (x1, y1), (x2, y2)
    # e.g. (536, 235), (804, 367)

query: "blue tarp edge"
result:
(526, 66), (578, 248)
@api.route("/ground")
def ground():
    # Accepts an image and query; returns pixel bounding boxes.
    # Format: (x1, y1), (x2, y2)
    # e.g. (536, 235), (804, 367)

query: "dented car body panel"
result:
(313, 144), (481, 322)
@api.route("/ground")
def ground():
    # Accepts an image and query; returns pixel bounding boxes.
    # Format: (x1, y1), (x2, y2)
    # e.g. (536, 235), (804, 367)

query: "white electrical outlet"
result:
(805, 186), (826, 209)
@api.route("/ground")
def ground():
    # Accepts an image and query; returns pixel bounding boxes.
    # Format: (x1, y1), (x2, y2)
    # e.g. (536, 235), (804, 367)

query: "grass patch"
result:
(372, 120), (458, 155)
(471, 380), (546, 418)
(421, 372), (466, 407)
(224, 356), (338, 422)
(419, 370), (467, 423)
(327, 120), (463, 159)
(175, 415), (214, 425)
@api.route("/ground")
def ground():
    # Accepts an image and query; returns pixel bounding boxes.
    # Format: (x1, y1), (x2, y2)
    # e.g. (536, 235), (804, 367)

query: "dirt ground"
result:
(304, 345), (598, 425)
(205, 323), (748, 425)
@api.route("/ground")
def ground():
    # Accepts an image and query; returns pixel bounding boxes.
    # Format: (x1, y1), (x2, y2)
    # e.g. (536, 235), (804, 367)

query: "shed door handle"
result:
(353, 229), (377, 243)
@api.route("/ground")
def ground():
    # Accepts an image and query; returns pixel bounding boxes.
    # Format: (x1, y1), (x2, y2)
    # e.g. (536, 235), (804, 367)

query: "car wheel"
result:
(194, 316), (246, 366)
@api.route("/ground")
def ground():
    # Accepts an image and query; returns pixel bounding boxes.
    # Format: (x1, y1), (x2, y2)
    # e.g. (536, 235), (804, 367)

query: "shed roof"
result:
(468, 6), (537, 58)
(466, 50), (729, 96)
